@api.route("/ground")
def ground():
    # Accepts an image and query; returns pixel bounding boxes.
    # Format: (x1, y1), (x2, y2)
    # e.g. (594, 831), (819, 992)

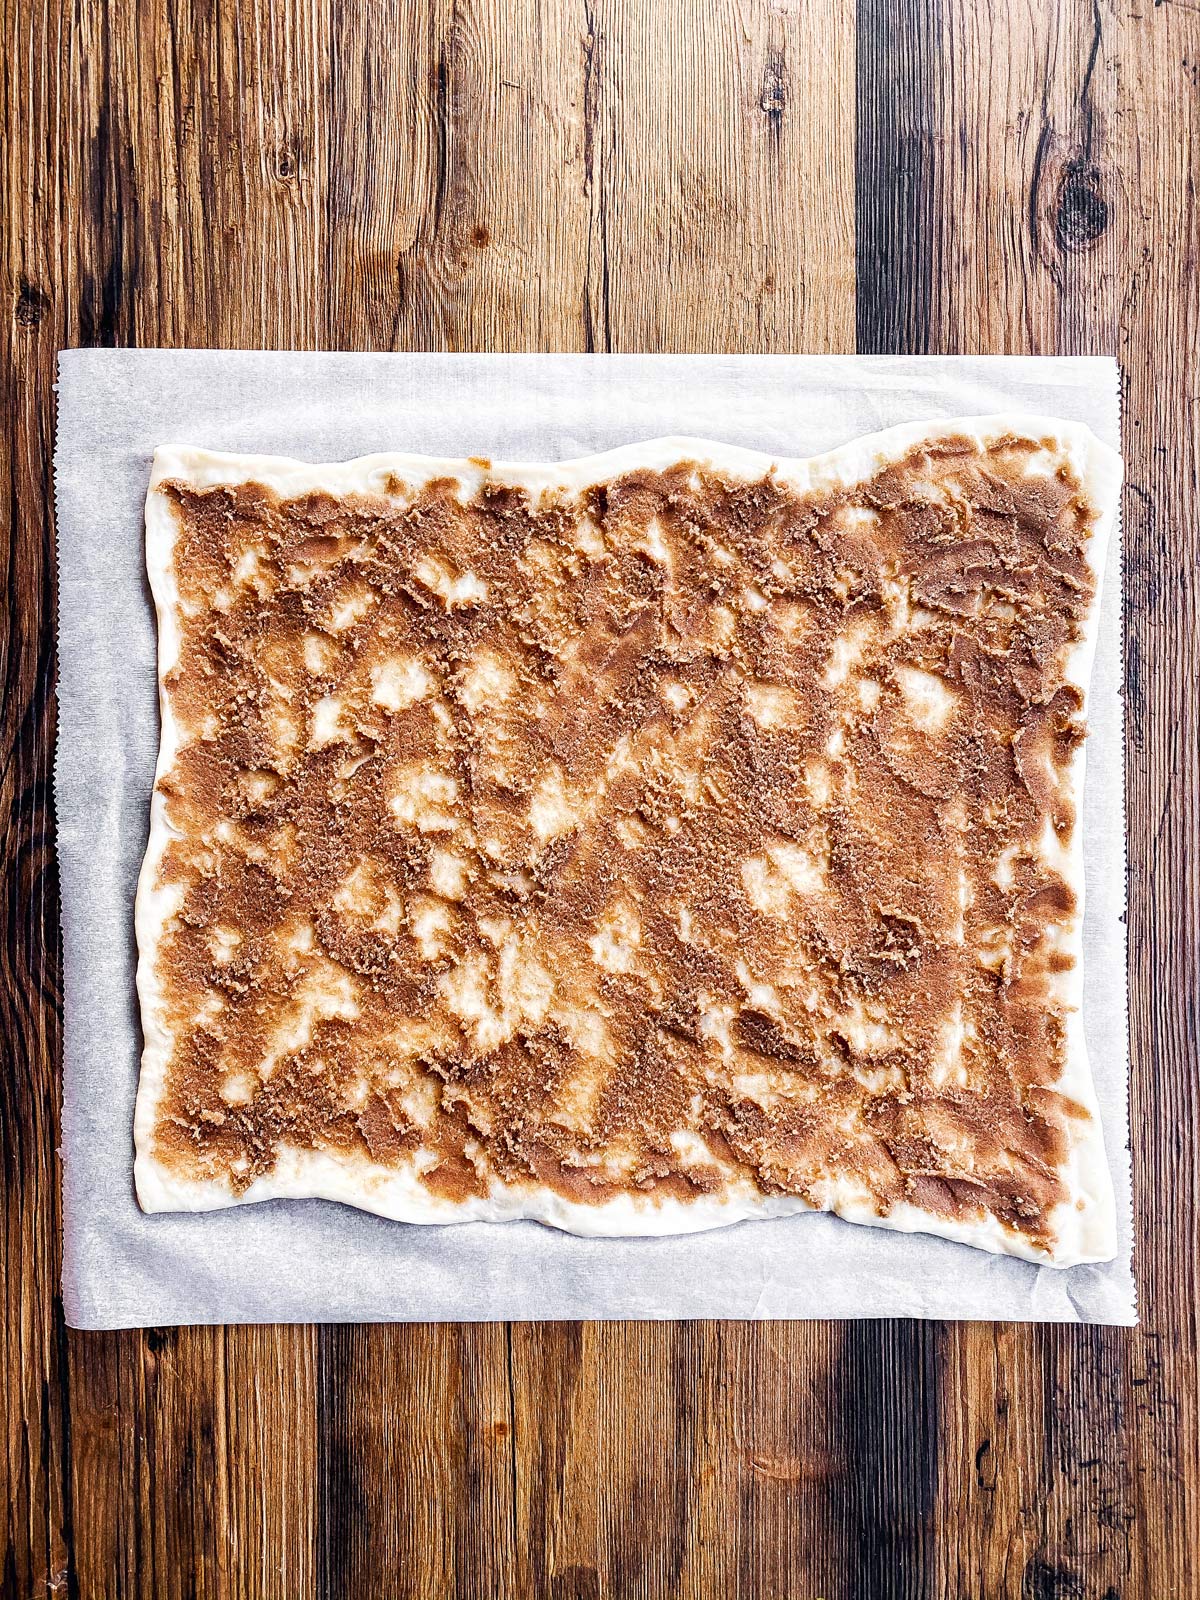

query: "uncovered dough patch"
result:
(134, 419), (1121, 1264)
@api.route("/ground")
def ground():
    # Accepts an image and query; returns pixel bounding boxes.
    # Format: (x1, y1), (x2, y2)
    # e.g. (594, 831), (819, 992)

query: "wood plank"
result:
(507, 1321), (863, 1598)
(877, 1), (1200, 1594)
(855, 0), (942, 353)
(589, 0), (856, 352)
(316, 1325), (515, 1599)
(69, 1327), (319, 1599)
(93, 0), (328, 351)
(70, 1332), (167, 1595)
(353, 0), (597, 353)
(851, 9), (950, 1597)
(1115, 1), (1200, 1580)
(2, 0), (75, 1588)
(224, 1329), (319, 1599)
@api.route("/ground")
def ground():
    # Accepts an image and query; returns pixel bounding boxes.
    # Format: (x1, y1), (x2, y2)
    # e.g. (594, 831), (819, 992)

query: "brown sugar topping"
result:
(144, 436), (1099, 1248)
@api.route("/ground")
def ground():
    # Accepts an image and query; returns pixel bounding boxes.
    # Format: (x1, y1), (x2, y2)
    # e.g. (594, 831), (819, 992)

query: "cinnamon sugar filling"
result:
(144, 435), (1098, 1249)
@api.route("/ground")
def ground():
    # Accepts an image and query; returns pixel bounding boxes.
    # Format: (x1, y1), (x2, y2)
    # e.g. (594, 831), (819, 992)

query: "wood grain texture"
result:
(2, 1), (1196, 1598)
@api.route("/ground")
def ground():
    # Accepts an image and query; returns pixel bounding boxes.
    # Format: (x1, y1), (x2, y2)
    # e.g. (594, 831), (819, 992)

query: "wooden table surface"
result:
(3, 2), (1197, 1595)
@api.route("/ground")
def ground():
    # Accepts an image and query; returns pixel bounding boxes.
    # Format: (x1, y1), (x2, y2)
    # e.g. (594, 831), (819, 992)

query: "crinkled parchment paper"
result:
(55, 351), (1135, 1327)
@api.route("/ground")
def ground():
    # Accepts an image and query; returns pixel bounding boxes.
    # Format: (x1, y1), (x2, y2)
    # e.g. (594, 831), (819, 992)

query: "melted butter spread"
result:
(147, 435), (1098, 1248)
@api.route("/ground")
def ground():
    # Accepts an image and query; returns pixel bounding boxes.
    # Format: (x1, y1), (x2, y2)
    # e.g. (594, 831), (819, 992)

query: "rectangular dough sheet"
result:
(134, 416), (1122, 1265)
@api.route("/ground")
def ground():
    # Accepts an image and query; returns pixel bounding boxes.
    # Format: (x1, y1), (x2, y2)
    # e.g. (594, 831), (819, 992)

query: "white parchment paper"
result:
(55, 351), (1135, 1327)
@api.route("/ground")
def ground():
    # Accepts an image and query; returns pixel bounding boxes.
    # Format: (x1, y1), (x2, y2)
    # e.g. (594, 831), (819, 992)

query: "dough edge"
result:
(132, 415), (1123, 1266)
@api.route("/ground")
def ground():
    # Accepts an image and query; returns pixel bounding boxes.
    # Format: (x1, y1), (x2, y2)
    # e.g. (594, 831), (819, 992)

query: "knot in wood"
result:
(1055, 164), (1109, 253)
(14, 280), (49, 327)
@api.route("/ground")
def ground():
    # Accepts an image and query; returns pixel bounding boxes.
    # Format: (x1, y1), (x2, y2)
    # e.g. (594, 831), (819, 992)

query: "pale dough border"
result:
(134, 415), (1123, 1265)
